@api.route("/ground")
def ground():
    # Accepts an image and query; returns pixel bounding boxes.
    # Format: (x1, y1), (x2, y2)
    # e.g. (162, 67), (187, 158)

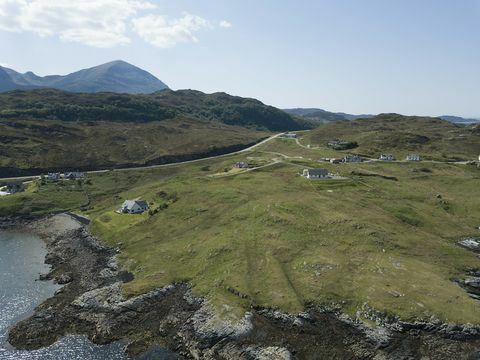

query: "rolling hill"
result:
(0, 89), (308, 176)
(0, 61), (168, 94)
(303, 113), (480, 161)
(284, 108), (374, 124)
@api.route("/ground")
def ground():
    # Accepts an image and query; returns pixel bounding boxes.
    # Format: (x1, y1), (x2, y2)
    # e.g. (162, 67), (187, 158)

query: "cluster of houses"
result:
(47, 171), (85, 181)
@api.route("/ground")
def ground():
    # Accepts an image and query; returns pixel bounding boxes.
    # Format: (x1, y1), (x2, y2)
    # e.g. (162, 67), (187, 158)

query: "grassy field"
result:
(303, 114), (480, 161)
(1, 133), (480, 325)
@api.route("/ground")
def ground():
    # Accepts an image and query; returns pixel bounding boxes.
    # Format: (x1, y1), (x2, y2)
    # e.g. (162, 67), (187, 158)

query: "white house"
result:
(281, 133), (297, 139)
(121, 200), (149, 214)
(379, 154), (395, 161)
(303, 168), (329, 179)
(406, 154), (421, 161)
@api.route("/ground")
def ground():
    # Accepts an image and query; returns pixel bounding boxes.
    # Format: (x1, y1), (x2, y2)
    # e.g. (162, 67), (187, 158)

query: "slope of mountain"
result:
(303, 113), (480, 161)
(0, 89), (309, 176)
(286, 108), (480, 125)
(440, 115), (480, 124)
(283, 108), (374, 124)
(0, 61), (168, 94)
(0, 89), (305, 131)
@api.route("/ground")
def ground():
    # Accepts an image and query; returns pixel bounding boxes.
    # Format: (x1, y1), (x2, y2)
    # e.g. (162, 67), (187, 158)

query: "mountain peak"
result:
(0, 61), (169, 94)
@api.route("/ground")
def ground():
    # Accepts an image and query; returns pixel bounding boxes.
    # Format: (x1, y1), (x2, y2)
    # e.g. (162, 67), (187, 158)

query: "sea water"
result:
(0, 230), (129, 360)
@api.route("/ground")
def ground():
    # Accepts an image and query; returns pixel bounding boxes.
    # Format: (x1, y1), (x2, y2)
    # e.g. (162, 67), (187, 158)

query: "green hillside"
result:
(303, 113), (480, 161)
(0, 89), (304, 131)
(0, 118), (270, 177)
(2, 133), (480, 326)
(0, 89), (311, 176)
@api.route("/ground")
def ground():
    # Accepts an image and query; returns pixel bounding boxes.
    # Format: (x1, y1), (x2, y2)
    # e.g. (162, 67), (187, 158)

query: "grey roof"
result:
(307, 169), (328, 176)
(136, 200), (148, 208)
(122, 200), (148, 210)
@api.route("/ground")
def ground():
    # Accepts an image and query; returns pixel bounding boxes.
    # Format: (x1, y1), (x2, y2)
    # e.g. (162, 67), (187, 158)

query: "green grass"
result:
(1, 133), (480, 325)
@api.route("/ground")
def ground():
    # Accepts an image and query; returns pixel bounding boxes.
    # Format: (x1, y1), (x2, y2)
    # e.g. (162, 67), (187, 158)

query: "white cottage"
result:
(121, 200), (149, 214)
(406, 154), (421, 161)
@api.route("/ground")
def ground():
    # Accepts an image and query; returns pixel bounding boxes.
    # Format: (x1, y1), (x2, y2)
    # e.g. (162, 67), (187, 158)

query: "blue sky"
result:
(0, 0), (479, 117)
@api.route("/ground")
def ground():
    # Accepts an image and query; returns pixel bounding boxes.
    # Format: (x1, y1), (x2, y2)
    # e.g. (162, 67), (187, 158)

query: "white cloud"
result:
(0, 0), (155, 47)
(132, 13), (212, 48)
(0, 0), (231, 48)
(219, 20), (232, 28)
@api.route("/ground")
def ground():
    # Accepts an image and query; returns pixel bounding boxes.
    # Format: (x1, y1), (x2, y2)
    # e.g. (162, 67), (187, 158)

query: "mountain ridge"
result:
(284, 107), (480, 124)
(0, 60), (169, 94)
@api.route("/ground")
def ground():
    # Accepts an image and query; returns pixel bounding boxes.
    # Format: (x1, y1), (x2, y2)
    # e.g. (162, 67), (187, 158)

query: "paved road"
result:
(0, 133), (283, 182)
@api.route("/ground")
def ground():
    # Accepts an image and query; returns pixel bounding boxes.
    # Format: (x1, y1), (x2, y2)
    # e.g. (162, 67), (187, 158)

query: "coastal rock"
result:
(245, 346), (292, 360)
(191, 303), (253, 342)
(55, 273), (73, 285)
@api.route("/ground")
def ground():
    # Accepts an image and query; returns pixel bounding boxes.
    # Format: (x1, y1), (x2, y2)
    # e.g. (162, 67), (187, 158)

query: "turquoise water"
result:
(0, 230), (129, 359)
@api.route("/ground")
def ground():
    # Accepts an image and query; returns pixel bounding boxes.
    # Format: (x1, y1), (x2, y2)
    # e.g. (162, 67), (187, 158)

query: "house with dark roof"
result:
(303, 168), (329, 179)
(121, 200), (149, 214)
(344, 155), (363, 163)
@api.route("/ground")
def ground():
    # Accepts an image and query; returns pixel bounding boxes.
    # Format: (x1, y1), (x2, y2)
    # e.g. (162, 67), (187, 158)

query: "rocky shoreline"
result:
(2, 214), (480, 359)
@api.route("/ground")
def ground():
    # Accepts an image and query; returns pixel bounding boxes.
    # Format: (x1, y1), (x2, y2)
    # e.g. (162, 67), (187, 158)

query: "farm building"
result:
(303, 168), (329, 179)
(121, 200), (149, 214)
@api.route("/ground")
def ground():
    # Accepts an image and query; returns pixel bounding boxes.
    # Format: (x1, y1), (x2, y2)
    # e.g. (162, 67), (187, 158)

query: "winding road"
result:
(0, 133), (284, 183)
